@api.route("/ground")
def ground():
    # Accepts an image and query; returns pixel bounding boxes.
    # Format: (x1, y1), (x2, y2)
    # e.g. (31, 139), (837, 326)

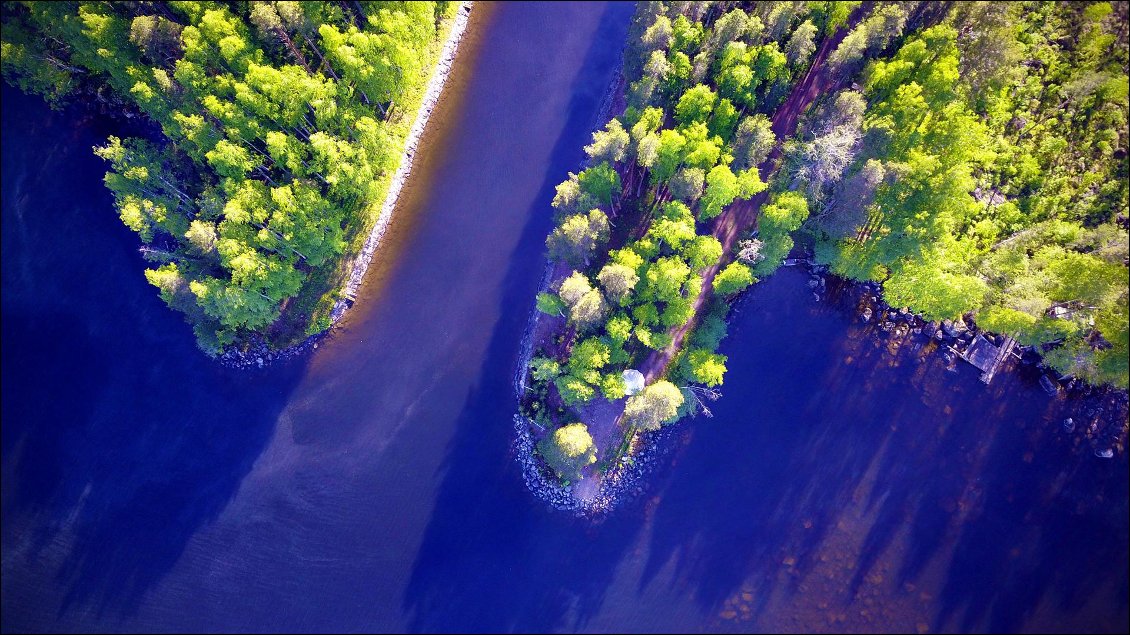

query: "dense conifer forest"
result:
(525, 1), (1128, 484)
(2, 1), (457, 353)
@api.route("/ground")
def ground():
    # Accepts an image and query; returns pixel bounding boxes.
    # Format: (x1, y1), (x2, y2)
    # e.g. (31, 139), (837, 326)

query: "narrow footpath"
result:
(640, 6), (869, 383)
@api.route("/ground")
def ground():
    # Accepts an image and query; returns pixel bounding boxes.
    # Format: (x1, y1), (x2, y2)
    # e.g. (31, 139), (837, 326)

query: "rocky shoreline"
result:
(797, 259), (1129, 457)
(514, 413), (678, 515)
(328, 1), (475, 325)
(511, 56), (682, 516)
(513, 247), (676, 516)
(217, 331), (324, 369)
(220, 2), (474, 369)
(514, 252), (1127, 513)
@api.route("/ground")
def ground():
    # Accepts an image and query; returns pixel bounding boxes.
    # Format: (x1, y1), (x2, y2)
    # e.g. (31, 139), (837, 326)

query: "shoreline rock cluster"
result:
(510, 53), (686, 516)
(217, 332), (324, 370)
(514, 414), (678, 516)
(802, 262), (1128, 456)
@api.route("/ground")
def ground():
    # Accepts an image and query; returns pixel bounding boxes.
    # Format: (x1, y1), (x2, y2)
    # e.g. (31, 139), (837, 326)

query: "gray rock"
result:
(941, 319), (967, 337)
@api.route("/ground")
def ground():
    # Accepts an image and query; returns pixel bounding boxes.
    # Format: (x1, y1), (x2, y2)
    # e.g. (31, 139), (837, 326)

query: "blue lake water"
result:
(2, 3), (1127, 632)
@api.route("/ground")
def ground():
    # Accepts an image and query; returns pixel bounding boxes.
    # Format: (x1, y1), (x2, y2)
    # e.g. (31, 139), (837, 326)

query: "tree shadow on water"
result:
(636, 272), (910, 616)
(400, 3), (646, 632)
(634, 271), (1128, 632)
(928, 374), (1129, 632)
(1, 314), (306, 623)
(1, 86), (309, 628)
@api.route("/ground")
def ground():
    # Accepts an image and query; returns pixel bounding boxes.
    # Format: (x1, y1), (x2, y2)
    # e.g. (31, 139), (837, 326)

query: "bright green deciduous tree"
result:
(537, 423), (597, 481)
(712, 261), (756, 296)
(623, 380), (685, 432)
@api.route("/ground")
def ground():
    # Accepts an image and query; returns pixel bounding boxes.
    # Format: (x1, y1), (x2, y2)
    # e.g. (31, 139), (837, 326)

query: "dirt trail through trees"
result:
(640, 7), (868, 383)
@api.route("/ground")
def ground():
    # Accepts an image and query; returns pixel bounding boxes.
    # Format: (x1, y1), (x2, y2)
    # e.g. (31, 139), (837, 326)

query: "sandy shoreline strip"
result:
(330, 1), (475, 325)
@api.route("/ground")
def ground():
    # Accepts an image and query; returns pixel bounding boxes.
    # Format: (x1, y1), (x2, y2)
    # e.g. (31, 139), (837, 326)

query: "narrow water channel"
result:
(1, 2), (1125, 633)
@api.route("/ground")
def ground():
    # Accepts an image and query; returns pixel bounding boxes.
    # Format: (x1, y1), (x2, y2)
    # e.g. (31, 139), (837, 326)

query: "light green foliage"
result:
(600, 373), (628, 400)
(650, 128), (688, 185)
(585, 118), (630, 165)
(1092, 300), (1129, 389)
(2, 0), (452, 352)
(570, 289), (609, 332)
(646, 256), (692, 303)
(694, 8), (752, 79)
(536, 292), (566, 317)
(883, 259), (988, 321)
(558, 271), (593, 307)
(804, 10), (1129, 387)
(709, 97), (739, 139)
(682, 348), (727, 387)
(576, 163), (621, 213)
(145, 263), (187, 303)
(318, 1), (434, 108)
(648, 201), (697, 250)
(670, 14), (703, 54)
(752, 232), (794, 276)
(732, 114), (775, 170)
(633, 302), (660, 327)
(605, 313), (634, 345)
(547, 209), (611, 266)
(524, 3), (854, 431)
(712, 262), (756, 296)
(716, 39), (790, 111)
(680, 121), (723, 170)
(568, 337), (611, 376)
(555, 374), (595, 406)
(597, 263), (640, 304)
(611, 246), (645, 271)
(623, 380), (685, 432)
(635, 324), (672, 351)
(675, 83), (717, 126)
(699, 165), (739, 220)
(537, 423), (597, 480)
(809, 1), (861, 36)
(683, 235), (723, 272)
(530, 356), (562, 383)
(976, 306), (1074, 348)
(700, 164), (764, 219)
(759, 191), (809, 234)
(660, 295), (695, 328)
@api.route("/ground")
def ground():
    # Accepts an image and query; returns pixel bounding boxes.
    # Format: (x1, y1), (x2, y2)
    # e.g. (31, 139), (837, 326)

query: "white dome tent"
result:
(621, 369), (645, 396)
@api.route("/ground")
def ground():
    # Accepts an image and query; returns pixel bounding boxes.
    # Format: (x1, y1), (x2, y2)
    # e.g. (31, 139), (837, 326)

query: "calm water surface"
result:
(2, 3), (1127, 633)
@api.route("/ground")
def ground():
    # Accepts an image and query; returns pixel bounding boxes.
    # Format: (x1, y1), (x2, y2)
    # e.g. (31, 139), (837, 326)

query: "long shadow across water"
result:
(636, 269), (1128, 632)
(401, 4), (645, 632)
(1, 87), (308, 627)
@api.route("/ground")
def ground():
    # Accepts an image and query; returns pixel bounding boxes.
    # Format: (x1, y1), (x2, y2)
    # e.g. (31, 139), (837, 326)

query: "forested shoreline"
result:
(520, 1), (1128, 501)
(1, 1), (460, 355)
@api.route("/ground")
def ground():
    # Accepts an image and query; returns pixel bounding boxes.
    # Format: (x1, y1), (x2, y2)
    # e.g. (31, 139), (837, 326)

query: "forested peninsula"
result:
(519, 1), (1129, 510)
(1, 1), (464, 356)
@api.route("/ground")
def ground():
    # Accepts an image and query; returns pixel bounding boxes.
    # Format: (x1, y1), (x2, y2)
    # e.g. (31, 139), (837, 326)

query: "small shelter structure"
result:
(622, 369), (645, 395)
